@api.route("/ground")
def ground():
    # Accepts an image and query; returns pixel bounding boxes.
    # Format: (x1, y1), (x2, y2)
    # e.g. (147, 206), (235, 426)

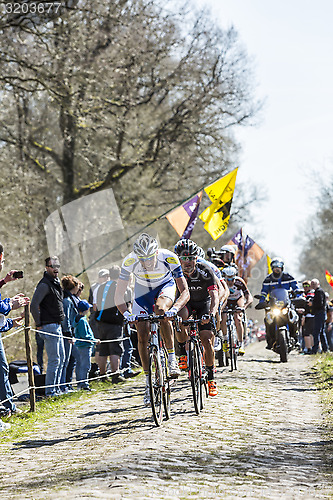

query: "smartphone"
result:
(13, 271), (24, 279)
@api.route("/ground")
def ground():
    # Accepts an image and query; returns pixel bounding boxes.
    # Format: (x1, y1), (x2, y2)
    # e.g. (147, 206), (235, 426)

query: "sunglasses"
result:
(48, 264), (60, 269)
(179, 256), (196, 261)
(138, 254), (156, 262)
(226, 277), (235, 281)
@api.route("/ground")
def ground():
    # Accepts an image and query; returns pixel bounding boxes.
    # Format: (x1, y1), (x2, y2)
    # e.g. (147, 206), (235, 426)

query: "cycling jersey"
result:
(184, 261), (217, 303)
(197, 257), (223, 281)
(119, 249), (183, 288)
(119, 249), (183, 315)
(226, 276), (249, 305)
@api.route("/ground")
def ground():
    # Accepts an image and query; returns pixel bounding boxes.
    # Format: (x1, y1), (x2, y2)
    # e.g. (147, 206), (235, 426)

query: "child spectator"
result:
(73, 300), (100, 391)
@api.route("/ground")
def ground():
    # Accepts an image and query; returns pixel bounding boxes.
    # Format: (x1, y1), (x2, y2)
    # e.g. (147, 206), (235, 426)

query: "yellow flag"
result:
(267, 255), (272, 274)
(199, 168), (238, 240)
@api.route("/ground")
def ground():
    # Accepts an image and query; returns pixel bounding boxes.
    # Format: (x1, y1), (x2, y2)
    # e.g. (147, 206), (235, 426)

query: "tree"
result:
(299, 174), (333, 292)
(0, 0), (259, 209)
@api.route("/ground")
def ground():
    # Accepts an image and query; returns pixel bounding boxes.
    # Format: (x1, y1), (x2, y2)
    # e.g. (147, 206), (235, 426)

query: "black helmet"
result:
(174, 239), (199, 257)
(133, 233), (159, 258)
(271, 258), (284, 271)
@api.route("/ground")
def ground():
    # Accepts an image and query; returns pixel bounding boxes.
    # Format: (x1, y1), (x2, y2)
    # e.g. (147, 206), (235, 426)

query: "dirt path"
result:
(0, 342), (332, 499)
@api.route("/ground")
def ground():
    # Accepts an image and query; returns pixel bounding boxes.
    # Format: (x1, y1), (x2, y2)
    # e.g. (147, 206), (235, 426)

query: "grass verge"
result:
(313, 352), (333, 429)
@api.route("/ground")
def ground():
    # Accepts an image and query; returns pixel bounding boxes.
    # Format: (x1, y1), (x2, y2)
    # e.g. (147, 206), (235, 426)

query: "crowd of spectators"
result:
(0, 254), (140, 431)
(299, 279), (333, 355)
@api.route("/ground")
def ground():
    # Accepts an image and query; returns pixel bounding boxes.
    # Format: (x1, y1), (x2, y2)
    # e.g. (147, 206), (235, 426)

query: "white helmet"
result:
(133, 233), (159, 258)
(197, 246), (205, 259)
(220, 245), (236, 255)
(222, 266), (237, 279)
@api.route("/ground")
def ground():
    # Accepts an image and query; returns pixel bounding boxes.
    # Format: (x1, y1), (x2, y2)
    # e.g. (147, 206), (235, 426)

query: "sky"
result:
(194, 0), (333, 276)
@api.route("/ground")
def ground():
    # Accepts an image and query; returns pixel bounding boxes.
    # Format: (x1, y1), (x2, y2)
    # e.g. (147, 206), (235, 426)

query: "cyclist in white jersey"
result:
(115, 234), (190, 404)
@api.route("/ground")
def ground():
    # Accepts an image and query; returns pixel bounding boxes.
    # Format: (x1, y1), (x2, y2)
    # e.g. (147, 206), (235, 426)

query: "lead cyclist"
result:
(115, 233), (190, 405)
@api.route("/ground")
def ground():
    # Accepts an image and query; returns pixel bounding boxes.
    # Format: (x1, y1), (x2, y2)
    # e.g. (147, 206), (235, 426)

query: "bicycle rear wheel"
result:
(200, 359), (208, 410)
(229, 329), (237, 372)
(189, 340), (201, 415)
(149, 346), (163, 426)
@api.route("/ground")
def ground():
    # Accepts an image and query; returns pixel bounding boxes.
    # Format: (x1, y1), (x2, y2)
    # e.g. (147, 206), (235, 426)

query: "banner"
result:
(325, 270), (333, 290)
(199, 168), (238, 240)
(267, 255), (272, 274)
(166, 192), (202, 238)
(243, 235), (264, 279)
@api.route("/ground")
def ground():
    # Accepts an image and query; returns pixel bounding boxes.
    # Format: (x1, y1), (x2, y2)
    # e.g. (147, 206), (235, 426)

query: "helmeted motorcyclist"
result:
(256, 258), (300, 349)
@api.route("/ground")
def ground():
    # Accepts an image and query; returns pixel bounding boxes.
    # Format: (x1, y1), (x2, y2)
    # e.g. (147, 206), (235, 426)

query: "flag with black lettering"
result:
(199, 168), (238, 240)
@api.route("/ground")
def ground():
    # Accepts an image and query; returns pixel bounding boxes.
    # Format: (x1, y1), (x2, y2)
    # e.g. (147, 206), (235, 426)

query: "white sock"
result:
(168, 353), (176, 363)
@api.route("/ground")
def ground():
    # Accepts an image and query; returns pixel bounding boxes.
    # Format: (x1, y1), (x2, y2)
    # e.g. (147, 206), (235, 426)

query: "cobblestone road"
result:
(0, 342), (332, 499)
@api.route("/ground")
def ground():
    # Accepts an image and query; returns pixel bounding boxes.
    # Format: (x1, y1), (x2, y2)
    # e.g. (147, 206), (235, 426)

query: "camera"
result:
(13, 271), (24, 279)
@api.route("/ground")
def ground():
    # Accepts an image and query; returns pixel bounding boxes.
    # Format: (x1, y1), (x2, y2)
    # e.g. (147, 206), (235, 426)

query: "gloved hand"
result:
(123, 311), (136, 323)
(164, 306), (178, 318)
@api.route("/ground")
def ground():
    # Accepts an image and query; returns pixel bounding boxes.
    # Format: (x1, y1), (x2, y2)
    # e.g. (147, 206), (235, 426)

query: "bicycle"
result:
(181, 318), (208, 415)
(224, 307), (244, 372)
(135, 314), (174, 426)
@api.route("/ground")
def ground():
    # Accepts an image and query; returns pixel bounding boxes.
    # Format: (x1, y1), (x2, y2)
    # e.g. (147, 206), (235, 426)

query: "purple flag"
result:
(181, 193), (202, 239)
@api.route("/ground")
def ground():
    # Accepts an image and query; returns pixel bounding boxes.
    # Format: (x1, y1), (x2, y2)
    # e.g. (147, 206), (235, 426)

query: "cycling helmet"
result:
(220, 245), (236, 256)
(174, 239), (199, 257)
(270, 258), (284, 271)
(197, 246), (205, 259)
(222, 266), (237, 279)
(133, 233), (159, 258)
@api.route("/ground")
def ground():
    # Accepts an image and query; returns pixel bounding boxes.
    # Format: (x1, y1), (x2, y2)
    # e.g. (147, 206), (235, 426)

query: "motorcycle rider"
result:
(256, 258), (300, 349)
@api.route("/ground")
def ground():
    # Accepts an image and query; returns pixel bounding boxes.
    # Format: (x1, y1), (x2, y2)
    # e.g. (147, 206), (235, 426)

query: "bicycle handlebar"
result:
(223, 307), (245, 314)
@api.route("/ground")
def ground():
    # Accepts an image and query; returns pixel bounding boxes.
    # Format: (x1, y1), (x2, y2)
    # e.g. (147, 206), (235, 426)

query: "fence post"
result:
(24, 304), (36, 412)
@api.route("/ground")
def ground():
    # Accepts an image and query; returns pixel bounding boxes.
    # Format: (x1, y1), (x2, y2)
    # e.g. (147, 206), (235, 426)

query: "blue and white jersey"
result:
(119, 249), (183, 289)
(197, 257), (223, 281)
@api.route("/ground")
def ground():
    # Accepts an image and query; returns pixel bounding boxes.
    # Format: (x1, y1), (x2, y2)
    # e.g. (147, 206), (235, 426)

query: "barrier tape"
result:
(1, 326), (25, 341)
(31, 327), (130, 343)
(0, 367), (142, 407)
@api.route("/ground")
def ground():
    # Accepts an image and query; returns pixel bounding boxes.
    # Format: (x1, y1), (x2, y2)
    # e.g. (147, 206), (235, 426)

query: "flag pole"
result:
(76, 173), (230, 277)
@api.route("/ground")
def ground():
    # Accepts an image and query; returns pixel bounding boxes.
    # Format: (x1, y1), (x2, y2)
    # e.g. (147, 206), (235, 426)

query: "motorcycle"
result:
(255, 288), (299, 362)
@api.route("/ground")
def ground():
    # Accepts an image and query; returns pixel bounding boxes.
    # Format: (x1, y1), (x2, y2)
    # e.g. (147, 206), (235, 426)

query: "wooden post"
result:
(24, 304), (36, 412)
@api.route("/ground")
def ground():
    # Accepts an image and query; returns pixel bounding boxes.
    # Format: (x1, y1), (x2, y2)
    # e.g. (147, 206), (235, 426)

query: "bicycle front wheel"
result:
(189, 340), (201, 415)
(149, 346), (163, 426)
(161, 346), (171, 420)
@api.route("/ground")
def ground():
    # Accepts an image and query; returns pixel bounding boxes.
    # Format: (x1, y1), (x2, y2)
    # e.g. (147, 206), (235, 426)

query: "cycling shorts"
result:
(132, 280), (177, 316)
(185, 300), (214, 332)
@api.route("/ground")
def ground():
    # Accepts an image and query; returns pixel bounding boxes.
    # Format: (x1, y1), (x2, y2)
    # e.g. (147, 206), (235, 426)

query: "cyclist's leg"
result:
(234, 297), (245, 343)
(200, 328), (218, 396)
(175, 305), (190, 370)
(155, 284), (180, 377)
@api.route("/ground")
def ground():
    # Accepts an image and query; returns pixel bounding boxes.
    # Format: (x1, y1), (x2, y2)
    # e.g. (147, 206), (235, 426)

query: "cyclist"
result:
(115, 233), (190, 405)
(197, 246), (229, 306)
(173, 239), (221, 397)
(257, 258), (300, 349)
(220, 245), (237, 269)
(221, 266), (253, 355)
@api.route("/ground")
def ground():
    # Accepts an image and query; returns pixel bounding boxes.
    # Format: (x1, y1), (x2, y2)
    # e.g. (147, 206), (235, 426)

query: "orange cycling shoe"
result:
(207, 380), (218, 397)
(178, 355), (188, 371)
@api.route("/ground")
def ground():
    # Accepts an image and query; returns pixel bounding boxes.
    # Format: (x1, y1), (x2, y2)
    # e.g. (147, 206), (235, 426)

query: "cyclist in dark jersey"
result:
(174, 239), (221, 397)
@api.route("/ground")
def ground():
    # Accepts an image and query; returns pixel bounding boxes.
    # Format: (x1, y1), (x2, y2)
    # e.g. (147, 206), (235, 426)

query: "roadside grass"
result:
(0, 379), (120, 444)
(313, 353), (333, 428)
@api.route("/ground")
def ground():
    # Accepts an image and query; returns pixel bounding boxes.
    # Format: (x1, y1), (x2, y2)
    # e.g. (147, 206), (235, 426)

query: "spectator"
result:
(309, 279), (328, 354)
(0, 243), (29, 418)
(326, 299), (333, 351)
(60, 275), (80, 393)
(301, 280), (314, 354)
(64, 279), (85, 388)
(95, 265), (127, 383)
(73, 300), (100, 391)
(89, 269), (110, 366)
(30, 256), (65, 397)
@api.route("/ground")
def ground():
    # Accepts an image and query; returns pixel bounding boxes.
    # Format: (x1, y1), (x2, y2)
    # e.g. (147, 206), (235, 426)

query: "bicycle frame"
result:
(182, 318), (208, 415)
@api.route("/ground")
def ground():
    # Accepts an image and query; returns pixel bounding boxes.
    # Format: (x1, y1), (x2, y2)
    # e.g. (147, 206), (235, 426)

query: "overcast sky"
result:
(194, 0), (333, 276)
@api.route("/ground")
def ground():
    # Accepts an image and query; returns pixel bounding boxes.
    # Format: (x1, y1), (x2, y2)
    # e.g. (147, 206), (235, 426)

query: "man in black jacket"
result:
(31, 256), (65, 397)
(309, 279), (328, 354)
